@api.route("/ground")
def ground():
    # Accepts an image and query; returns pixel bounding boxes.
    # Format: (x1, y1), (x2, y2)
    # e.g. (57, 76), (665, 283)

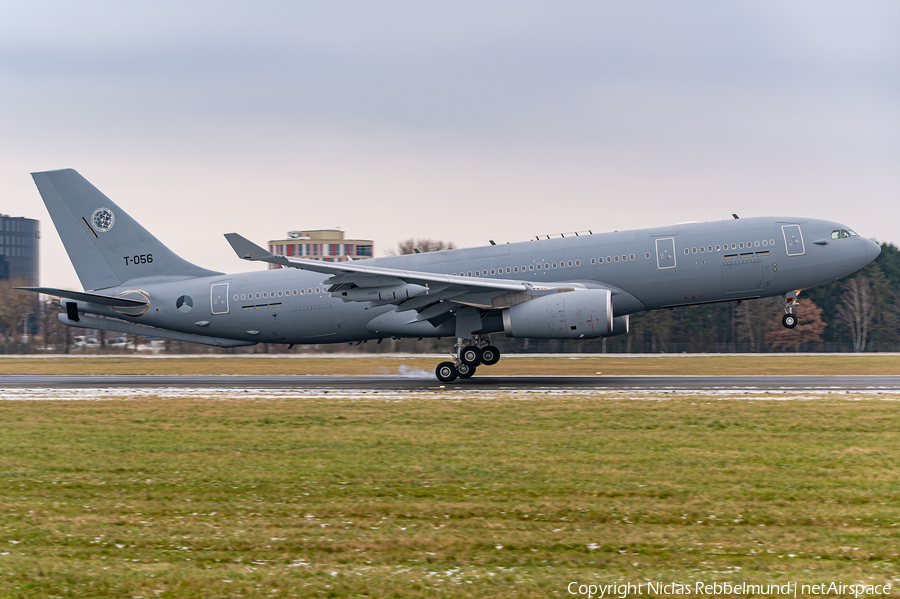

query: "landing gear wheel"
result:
(460, 346), (483, 366)
(457, 363), (476, 379)
(480, 345), (500, 366)
(435, 362), (458, 383)
(782, 313), (798, 329)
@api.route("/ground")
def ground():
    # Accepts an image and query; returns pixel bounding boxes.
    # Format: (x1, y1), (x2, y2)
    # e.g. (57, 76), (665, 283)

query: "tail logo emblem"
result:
(91, 207), (115, 232)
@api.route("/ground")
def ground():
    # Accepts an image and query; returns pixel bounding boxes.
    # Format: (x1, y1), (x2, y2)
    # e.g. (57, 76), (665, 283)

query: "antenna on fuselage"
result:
(732, 214), (740, 219)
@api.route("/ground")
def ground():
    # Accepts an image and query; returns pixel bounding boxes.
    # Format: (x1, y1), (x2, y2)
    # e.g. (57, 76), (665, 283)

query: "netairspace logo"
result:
(567, 581), (892, 598)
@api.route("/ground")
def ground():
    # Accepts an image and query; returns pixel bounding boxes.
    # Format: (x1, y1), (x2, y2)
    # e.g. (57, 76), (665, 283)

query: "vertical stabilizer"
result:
(32, 169), (221, 290)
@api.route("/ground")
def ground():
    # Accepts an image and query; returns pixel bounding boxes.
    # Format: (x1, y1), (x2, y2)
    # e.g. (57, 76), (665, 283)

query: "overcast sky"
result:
(1, 1), (897, 289)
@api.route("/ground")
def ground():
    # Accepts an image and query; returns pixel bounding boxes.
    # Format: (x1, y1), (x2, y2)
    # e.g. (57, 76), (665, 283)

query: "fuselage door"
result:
(655, 237), (677, 269)
(210, 283), (230, 314)
(782, 225), (805, 256)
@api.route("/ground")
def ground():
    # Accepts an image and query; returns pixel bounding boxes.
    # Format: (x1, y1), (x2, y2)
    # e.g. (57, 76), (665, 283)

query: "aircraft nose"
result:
(866, 238), (881, 263)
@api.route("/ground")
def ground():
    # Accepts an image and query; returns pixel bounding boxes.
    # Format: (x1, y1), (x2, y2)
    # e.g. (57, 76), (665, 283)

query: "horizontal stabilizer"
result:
(17, 286), (147, 307)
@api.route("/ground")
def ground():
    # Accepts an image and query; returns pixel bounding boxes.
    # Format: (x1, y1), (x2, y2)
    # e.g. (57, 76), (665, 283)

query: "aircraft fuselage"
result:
(72, 216), (878, 346)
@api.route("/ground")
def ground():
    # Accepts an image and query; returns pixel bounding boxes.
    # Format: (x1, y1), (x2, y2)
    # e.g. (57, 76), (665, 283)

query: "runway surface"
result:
(1, 374), (899, 390)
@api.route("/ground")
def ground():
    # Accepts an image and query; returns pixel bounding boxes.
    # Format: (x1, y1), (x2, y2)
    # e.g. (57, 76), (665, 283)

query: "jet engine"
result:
(502, 289), (613, 339)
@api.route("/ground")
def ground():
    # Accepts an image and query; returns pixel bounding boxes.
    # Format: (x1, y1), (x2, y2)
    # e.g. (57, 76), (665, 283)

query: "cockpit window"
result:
(841, 229), (850, 238)
(831, 230), (840, 239)
(847, 229), (860, 237)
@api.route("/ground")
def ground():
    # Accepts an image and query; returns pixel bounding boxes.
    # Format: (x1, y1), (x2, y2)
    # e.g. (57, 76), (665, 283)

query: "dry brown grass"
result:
(0, 353), (898, 376)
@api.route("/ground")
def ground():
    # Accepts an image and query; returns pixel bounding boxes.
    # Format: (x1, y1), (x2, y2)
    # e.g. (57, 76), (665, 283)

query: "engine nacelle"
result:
(502, 289), (612, 339)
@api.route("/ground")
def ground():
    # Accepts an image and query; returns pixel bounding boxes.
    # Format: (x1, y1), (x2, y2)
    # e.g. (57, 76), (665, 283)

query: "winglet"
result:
(224, 233), (274, 261)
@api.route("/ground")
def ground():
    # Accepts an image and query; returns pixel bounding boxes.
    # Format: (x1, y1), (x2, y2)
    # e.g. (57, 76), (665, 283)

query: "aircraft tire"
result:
(782, 313), (798, 329)
(480, 346), (501, 366)
(457, 363), (476, 379)
(435, 362), (458, 383)
(460, 346), (483, 366)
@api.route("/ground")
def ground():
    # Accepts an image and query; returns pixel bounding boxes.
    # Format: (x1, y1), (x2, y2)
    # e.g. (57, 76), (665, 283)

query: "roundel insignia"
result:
(176, 295), (193, 313)
(91, 207), (115, 232)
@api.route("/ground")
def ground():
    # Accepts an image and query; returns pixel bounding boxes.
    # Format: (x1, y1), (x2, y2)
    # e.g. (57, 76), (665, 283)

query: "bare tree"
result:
(38, 297), (61, 352)
(735, 298), (780, 352)
(0, 280), (35, 353)
(387, 239), (456, 255)
(835, 276), (876, 352)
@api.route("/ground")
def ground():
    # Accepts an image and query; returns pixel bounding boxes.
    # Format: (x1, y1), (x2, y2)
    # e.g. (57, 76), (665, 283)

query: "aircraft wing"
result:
(224, 233), (584, 314)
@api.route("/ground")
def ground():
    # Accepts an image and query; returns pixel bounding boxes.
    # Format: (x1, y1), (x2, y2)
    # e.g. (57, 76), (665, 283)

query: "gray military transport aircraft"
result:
(23, 169), (880, 382)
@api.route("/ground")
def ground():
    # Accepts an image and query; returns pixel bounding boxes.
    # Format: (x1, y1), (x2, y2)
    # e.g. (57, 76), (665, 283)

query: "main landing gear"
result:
(434, 335), (501, 382)
(782, 290), (800, 329)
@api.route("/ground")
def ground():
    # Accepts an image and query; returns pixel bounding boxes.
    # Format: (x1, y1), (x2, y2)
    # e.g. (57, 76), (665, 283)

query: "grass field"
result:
(0, 390), (898, 597)
(0, 353), (899, 376)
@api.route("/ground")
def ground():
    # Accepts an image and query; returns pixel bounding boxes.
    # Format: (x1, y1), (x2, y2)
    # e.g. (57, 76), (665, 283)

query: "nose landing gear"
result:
(433, 335), (502, 382)
(782, 290), (800, 329)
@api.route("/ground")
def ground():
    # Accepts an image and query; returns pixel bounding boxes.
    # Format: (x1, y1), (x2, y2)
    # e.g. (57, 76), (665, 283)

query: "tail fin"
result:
(32, 169), (221, 291)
